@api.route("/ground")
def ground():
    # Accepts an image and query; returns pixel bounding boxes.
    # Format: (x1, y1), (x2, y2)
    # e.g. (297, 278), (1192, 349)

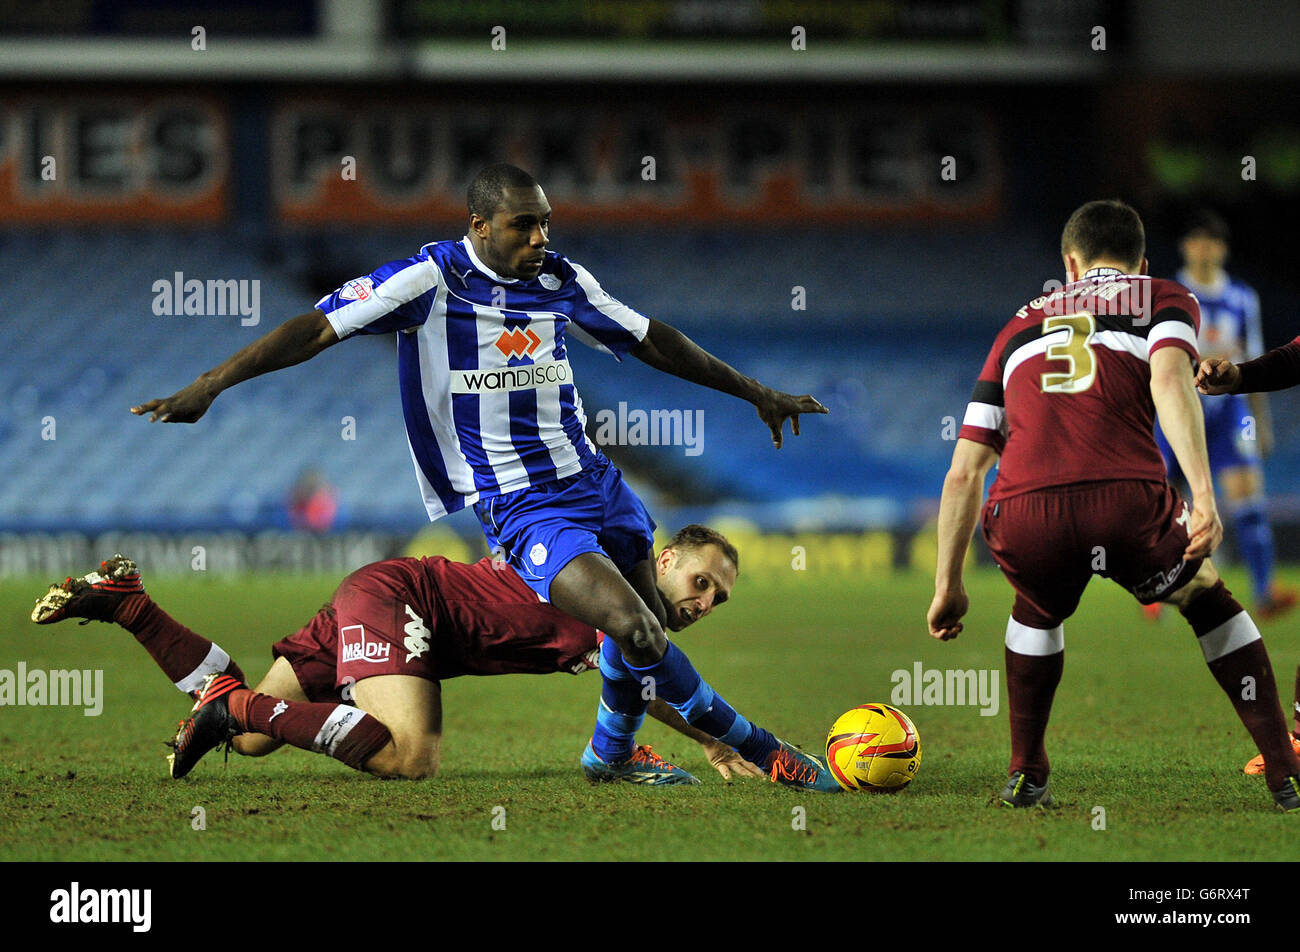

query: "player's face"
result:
(1181, 233), (1228, 274)
(656, 544), (738, 632)
(473, 185), (551, 280)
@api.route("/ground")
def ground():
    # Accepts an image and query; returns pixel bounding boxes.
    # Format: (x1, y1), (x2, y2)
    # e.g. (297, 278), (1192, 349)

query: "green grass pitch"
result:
(1, 566), (1296, 861)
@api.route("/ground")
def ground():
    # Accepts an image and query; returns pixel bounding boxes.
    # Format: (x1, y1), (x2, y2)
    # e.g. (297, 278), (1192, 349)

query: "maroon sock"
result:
(1181, 582), (1300, 788)
(115, 594), (246, 694)
(228, 690), (391, 771)
(1005, 646), (1064, 785)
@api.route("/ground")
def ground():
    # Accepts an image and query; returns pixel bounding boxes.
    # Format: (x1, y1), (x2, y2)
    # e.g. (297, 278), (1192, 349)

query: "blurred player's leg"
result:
(1221, 466), (1296, 618)
(1166, 561), (1300, 806)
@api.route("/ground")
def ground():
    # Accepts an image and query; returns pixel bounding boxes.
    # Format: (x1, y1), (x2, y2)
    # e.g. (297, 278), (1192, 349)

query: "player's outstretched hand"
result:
(1183, 502), (1223, 560)
(130, 379), (218, 423)
(702, 740), (765, 781)
(755, 388), (828, 448)
(927, 588), (968, 641)
(1195, 358), (1241, 395)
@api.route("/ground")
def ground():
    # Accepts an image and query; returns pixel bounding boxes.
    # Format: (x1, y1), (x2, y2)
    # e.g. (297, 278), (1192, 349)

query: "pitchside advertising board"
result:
(0, 95), (229, 223)
(391, 0), (1007, 41)
(271, 96), (1001, 224)
(0, 90), (1003, 224)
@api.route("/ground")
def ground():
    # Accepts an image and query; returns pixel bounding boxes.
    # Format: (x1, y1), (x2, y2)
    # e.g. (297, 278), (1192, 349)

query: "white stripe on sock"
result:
(312, 705), (364, 757)
(1197, 611), (1261, 663)
(174, 643), (232, 694)
(1005, 618), (1064, 656)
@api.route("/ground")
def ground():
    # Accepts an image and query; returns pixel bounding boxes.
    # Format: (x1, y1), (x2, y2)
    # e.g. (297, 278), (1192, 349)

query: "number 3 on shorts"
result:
(1040, 312), (1097, 394)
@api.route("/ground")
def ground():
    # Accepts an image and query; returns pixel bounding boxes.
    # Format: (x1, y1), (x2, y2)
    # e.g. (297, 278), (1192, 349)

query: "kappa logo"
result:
(495, 327), (541, 359)
(340, 277), (373, 302)
(339, 625), (391, 664)
(1135, 562), (1186, 601)
(1176, 502), (1191, 533)
(403, 605), (430, 663)
(269, 699), (288, 722)
(569, 646), (601, 674)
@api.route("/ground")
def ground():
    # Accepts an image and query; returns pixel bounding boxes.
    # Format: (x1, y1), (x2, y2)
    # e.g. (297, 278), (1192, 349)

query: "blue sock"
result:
(1233, 499), (1274, 604)
(590, 638), (648, 763)
(625, 641), (780, 767)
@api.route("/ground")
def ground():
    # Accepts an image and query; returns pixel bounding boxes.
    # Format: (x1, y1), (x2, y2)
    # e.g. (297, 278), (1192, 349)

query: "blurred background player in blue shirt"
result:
(1151, 210), (1297, 621)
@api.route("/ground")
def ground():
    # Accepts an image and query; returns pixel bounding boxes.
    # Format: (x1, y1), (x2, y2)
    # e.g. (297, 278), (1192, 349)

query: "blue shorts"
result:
(1156, 392), (1258, 480)
(472, 455), (657, 603)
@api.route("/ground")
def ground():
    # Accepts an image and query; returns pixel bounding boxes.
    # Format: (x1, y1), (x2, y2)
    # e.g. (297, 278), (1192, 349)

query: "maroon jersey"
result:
(321, 555), (601, 679)
(422, 556), (602, 677)
(959, 272), (1200, 501)
(1236, 336), (1300, 393)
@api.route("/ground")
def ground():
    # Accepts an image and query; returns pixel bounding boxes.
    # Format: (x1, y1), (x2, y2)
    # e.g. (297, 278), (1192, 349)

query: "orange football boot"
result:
(1243, 733), (1300, 775)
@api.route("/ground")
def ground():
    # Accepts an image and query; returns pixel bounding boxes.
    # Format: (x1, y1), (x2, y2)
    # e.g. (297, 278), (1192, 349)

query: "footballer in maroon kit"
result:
(31, 526), (834, 789)
(928, 199), (1300, 811)
(1199, 336), (1300, 775)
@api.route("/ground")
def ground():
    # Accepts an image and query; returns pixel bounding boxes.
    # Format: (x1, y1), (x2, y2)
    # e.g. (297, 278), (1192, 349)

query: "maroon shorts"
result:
(982, 480), (1202, 629)
(271, 568), (438, 704)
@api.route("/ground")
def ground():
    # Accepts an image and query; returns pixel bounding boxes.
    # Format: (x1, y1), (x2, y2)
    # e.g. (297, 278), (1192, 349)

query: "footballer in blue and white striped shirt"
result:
(134, 163), (837, 789)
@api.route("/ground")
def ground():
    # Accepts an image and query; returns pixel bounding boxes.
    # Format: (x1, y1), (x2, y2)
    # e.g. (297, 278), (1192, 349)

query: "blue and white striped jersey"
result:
(315, 237), (650, 521)
(1177, 267), (1263, 364)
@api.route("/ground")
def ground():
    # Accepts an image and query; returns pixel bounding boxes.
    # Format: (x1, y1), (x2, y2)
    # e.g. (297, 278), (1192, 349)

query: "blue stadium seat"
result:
(4, 226), (1300, 533)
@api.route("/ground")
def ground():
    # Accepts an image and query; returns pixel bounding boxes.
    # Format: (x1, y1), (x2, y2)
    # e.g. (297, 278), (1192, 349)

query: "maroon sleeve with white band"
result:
(959, 274), (1200, 501)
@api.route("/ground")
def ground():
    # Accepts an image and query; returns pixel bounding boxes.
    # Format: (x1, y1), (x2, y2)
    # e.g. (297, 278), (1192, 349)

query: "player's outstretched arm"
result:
(1195, 358), (1241, 396)
(645, 698), (765, 780)
(630, 318), (827, 448)
(1198, 337), (1300, 396)
(929, 438), (999, 641)
(131, 309), (339, 422)
(1152, 347), (1222, 559)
